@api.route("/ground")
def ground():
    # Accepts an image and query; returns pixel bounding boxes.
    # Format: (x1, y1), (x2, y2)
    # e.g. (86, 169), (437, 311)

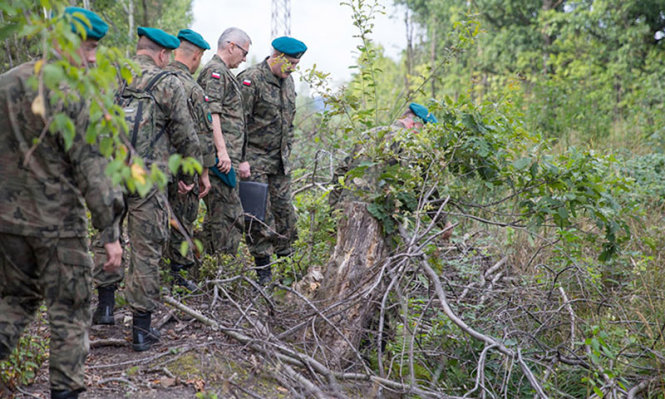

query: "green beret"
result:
(137, 26), (180, 49)
(64, 7), (108, 40)
(409, 103), (438, 124)
(177, 29), (210, 50)
(271, 36), (307, 59)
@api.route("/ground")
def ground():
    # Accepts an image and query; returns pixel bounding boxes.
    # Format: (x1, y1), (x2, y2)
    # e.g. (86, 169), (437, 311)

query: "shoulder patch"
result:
(204, 95), (210, 102)
(211, 72), (221, 79)
(242, 79), (251, 86)
(207, 113), (212, 122)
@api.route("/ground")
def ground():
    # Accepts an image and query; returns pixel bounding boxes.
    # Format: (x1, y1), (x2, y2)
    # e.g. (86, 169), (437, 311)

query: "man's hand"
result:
(103, 240), (123, 272)
(178, 180), (194, 194)
(238, 161), (251, 179)
(199, 168), (211, 198)
(216, 151), (232, 173)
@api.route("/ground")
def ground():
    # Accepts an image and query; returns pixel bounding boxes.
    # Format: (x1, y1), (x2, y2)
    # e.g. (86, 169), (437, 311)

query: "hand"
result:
(103, 240), (123, 272)
(177, 180), (194, 194)
(199, 168), (211, 198)
(238, 161), (251, 179)
(216, 151), (232, 173)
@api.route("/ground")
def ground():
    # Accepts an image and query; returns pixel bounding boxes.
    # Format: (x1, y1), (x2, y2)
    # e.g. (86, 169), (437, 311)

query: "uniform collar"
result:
(212, 54), (229, 70)
(168, 60), (190, 73)
(135, 54), (158, 67)
(260, 57), (283, 87)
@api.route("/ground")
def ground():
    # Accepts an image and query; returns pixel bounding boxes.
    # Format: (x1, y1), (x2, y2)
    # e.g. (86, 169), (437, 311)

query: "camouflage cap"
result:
(64, 7), (109, 40)
(409, 103), (438, 124)
(177, 29), (210, 50)
(138, 26), (180, 49)
(271, 36), (307, 59)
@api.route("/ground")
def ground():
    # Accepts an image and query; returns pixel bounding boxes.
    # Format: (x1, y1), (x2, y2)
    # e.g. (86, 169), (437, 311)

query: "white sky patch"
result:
(191, 0), (407, 86)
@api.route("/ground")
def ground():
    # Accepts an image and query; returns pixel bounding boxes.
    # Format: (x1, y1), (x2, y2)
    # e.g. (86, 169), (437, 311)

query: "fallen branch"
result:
(163, 295), (454, 398)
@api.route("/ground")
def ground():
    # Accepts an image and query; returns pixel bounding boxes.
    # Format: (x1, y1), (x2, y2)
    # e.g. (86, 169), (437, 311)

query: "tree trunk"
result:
(313, 201), (389, 368)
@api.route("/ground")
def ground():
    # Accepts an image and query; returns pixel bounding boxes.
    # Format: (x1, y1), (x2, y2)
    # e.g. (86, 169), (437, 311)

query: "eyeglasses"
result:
(229, 41), (248, 57)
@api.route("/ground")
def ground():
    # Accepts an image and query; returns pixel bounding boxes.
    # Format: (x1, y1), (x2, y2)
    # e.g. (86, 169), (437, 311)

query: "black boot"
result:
(132, 311), (161, 352)
(255, 256), (272, 286)
(51, 389), (80, 399)
(92, 285), (115, 325)
(170, 264), (198, 291)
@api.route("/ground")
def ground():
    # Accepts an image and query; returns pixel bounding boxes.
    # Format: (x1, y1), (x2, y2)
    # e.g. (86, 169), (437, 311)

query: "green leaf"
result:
(168, 154), (182, 175)
(512, 157), (531, 171)
(42, 63), (65, 89)
(179, 241), (189, 257)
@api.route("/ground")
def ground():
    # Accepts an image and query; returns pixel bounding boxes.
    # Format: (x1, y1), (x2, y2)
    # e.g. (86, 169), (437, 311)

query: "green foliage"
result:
(1, 1), (199, 198)
(397, 0), (665, 146)
(0, 314), (48, 390)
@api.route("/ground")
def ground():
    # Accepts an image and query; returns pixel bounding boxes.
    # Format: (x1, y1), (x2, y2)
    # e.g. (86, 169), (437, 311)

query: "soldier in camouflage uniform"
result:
(91, 27), (202, 352)
(330, 103), (453, 240)
(237, 36), (306, 284)
(197, 27), (252, 256)
(163, 29), (215, 289)
(0, 8), (124, 399)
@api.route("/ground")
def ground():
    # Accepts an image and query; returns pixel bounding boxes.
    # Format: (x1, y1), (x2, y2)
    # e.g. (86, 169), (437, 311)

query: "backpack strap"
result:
(127, 71), (173, 147)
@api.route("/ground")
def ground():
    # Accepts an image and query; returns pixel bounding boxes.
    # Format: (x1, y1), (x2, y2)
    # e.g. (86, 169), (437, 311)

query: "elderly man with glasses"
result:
(197, 27), (252, 256)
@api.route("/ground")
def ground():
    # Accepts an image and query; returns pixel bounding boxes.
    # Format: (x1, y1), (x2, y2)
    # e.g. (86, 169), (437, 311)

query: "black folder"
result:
(238, 181), (269, 222)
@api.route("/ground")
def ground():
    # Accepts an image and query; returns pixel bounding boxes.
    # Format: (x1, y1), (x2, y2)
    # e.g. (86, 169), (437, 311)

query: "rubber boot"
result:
(92, 285), (115, 325)
(0, 342), (10, 360)
(132, 311), (161, 352)
(170, 264), (198, 291)
(255, 256), (272, 286)
(51, 389), (80, 399)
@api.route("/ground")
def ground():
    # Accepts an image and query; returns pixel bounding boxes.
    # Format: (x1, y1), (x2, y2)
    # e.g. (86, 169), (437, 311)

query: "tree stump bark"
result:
(314, 201), (389, 368)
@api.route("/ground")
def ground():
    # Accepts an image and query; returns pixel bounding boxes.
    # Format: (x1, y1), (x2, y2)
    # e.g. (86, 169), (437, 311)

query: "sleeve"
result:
(190, 86), (216, 168)
(160, 76), (202, 166)
(238, 69), (257, 124)
(67, 102), (125, 244)
(197, 67), (226, 115)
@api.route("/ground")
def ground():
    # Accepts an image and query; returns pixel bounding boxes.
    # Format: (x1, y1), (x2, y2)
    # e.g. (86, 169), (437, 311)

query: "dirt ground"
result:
(6, 290), (310, 399)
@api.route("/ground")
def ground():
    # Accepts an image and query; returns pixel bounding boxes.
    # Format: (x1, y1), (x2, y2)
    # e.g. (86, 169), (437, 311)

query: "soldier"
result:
(0, 8), (124, 399)
(197, 27), (252, 256)
(237, 36), (306, 285)
(91, 27), (202, 352)
(330, 103), (452, 239)
(164, 29), (215, 289)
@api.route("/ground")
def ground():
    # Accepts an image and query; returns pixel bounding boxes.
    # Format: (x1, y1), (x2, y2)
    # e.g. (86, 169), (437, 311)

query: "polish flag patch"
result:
(242, 79), (251, 86)
(204, 95), (210, 102)
(211, 72), (221, 79)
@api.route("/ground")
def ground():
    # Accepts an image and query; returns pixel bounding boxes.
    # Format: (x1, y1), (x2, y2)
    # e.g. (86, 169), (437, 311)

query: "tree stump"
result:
(313, 201), (389, 368)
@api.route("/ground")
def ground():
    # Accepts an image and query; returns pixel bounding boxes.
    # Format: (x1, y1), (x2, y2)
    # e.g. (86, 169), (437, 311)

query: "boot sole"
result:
(132, 343), (152, 352)
(92, 315), (115, 325)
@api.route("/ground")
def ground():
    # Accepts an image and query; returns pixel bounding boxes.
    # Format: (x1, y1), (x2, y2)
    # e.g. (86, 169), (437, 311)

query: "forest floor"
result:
(8, 284), (366, 399)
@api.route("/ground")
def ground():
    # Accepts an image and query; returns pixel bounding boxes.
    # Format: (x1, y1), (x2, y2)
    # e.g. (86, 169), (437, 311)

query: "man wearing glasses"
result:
(197, 27), (252, 256)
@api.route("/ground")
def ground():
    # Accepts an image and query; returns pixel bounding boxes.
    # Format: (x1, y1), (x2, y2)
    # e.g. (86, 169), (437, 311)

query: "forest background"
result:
(1, 0), (665, 397)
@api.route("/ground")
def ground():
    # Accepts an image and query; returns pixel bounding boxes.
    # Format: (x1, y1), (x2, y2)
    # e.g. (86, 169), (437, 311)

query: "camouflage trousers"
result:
(0, 234), (92, 392)
(244, 171), (298, 258)
(200, 176), (244, 255)
(165, 179), (200, 267)
(93, 190), (168, 313)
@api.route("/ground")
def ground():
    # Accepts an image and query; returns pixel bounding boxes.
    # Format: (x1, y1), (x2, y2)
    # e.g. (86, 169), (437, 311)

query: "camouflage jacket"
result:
(238, 58), (296, 175)
(197, 55), (246, 166)
(166, 60), (215, 168)
(124, 55), (202, 173)
(329, 120), (408, 208)
(0, 61), (124, 243)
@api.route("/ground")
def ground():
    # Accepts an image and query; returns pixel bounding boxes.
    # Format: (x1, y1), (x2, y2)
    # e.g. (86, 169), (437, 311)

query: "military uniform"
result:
(0, 58), (124, 394)
(164, 59), (215, 267)
(197, 55), (246, 255)
(93, 54), (202, 314)
(238, 58), (298, 259)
